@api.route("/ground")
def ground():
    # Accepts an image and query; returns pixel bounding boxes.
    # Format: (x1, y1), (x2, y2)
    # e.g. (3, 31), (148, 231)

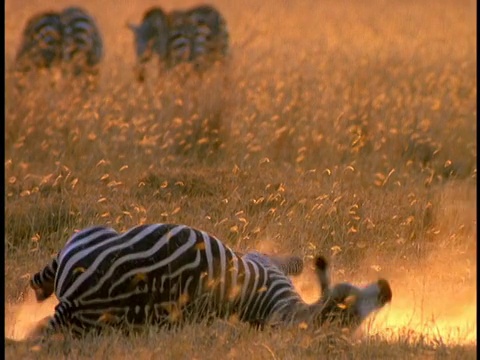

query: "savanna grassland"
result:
(5, 0), (477, 359)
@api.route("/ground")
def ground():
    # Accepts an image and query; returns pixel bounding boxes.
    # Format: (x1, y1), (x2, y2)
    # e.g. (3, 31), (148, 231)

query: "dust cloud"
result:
(5, 290), (58, 341)
(291, 251), (476, 345)
(369, 183), (477, 345)
(367, 244), (476, 345)
(253, 237), (281, 254)
(292, 182), (477, 345)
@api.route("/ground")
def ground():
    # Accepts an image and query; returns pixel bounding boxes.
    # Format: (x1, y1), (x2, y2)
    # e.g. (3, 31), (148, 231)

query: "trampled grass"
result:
(5, 0), (476, 358)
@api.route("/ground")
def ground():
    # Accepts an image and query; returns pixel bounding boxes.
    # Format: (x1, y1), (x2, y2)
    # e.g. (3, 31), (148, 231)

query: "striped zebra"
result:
(166, 5), (229, 70)
(59, 7), (103, 77)
(127, 7), (170, 82)
(185, 4), (229, 65)
(29, 224), (392, 339)
(14, 11), (64, 73)
(128, 5), (229, 80)
(29, 228), (303, 306)
(165, 10), (198, 69)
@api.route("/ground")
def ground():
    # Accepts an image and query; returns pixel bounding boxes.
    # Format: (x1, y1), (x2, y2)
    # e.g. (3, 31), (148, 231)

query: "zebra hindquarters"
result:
(166, 11), (197, 70)
(60, 7), (103, 82)
(15, 11), (64, 74)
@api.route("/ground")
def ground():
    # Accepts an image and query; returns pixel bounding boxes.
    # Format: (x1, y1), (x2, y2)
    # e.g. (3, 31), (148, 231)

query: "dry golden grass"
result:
(5, 0), (476, 358)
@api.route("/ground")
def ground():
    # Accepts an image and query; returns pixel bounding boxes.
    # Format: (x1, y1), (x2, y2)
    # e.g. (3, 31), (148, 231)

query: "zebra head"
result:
(127, 23), (151, 63)
(308, 256), (392, 330)
(127, 7), (169, 64)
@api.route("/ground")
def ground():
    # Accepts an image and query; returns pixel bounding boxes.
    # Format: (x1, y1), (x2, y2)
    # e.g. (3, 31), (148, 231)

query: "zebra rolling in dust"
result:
(28, 224), (392, 340)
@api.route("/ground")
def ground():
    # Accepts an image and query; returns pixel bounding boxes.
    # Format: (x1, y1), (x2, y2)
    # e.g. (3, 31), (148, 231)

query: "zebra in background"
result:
(128, 4), (229, 81)
(28, 223), (392, 339)
(166, 4), (229, 70)
(59, 7), (103, 78)
(127, 7), (170, 82)
(14, 11), (64, 74)
(165, 9), (198, 69)
(185, 4), (229, 66)
(13, 7), (102, 82)
(126, 6), (185, 80)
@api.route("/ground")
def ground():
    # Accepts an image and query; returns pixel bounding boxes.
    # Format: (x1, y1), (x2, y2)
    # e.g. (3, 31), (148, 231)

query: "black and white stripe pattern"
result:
(14, 7), (102, 79)
(166, 5), (229, 70)
(59, 7), (103, 76)
(29, 224), (392, 338)
(127, 7), (169, 82)
(165, 10), (198, 69)
(128, 4), (229, 80)
(30, 226), (119, 304)
(29, 231), (302, 306)
(15, 11), (64, 73)
(30, 257), (58, 302)
(185, 4), (229, 63)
